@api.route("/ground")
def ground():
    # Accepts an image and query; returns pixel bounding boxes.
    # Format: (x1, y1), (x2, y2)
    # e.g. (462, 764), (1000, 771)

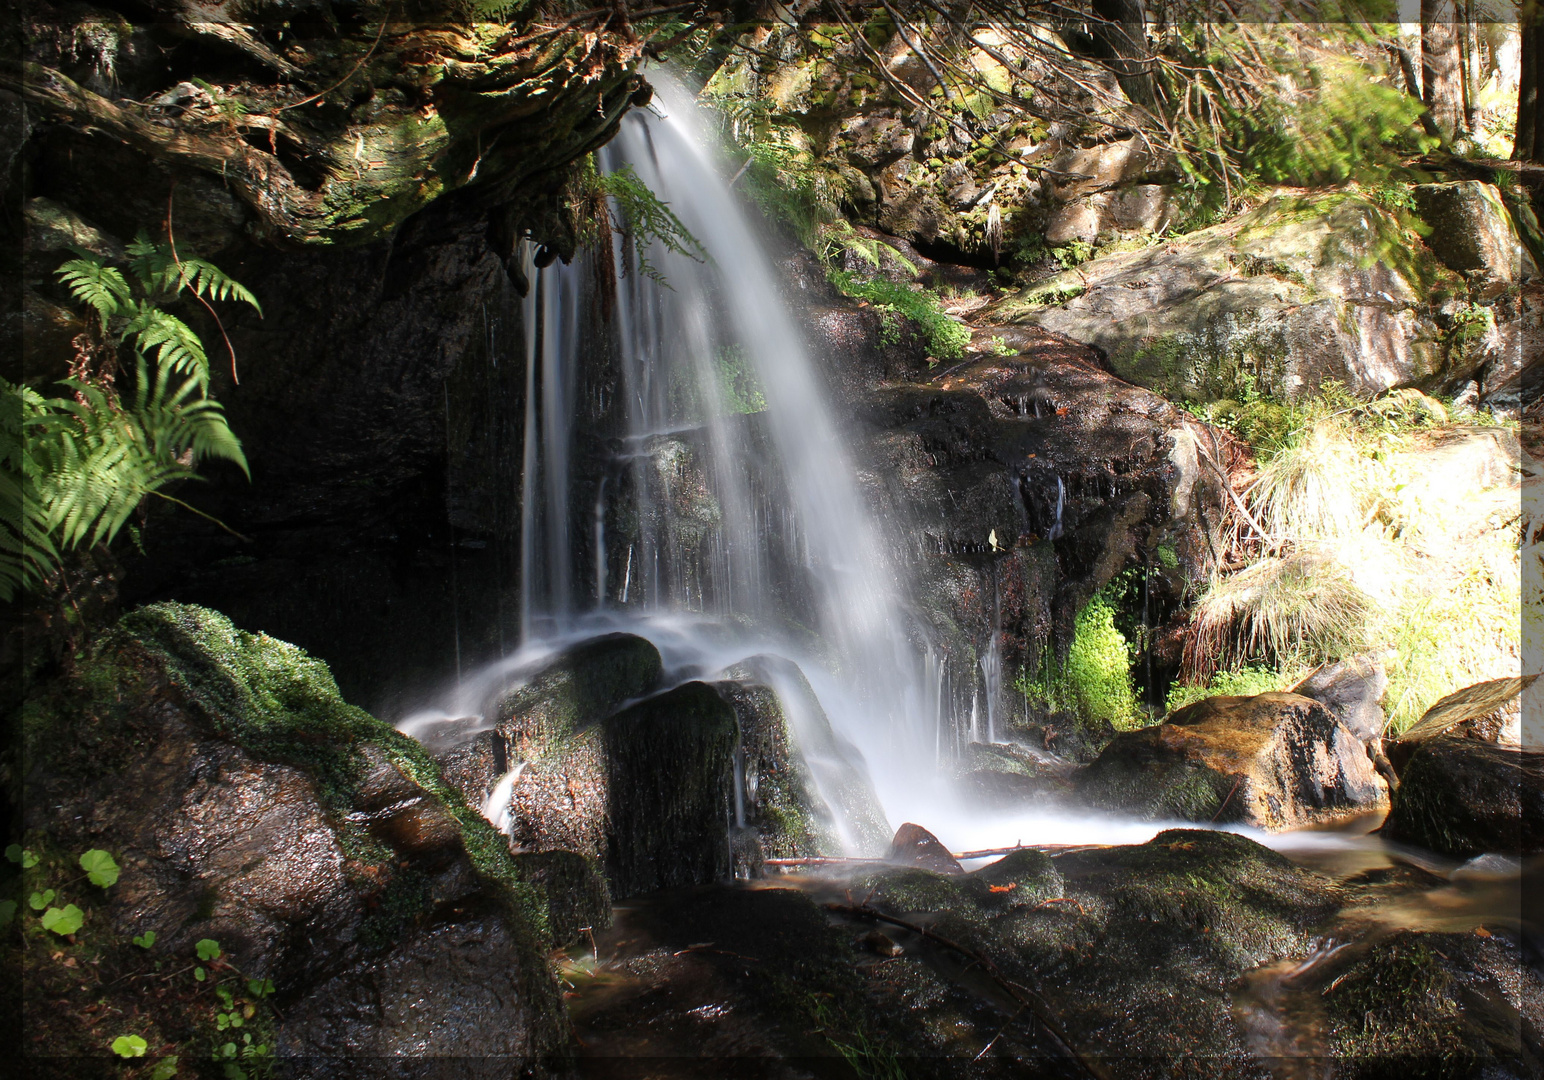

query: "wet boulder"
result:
(1074, 692), (1388, 830)
(434, 632), (663, 828)
(1382, 736), (1544, 858)
(19, 603), (566, 1069)
(602, 682), (740, 896)
(716, 655), (892, 862)
(887, 823), (965, 875)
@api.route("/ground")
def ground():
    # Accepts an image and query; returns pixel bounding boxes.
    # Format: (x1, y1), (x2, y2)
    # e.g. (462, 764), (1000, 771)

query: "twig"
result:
(149, 491), (251, 542)
(166, 186), (243, 384)
(1211, 775), (1244, 822)
(275, 3), (395, 114)
(824, 901), (1111, 1080)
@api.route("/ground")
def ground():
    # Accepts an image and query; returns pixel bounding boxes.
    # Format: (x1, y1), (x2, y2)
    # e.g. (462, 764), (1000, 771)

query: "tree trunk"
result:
(1422, 0), (1465, 138)
(1520, 3), (1542, 163)
(1091, 0), (1159, 112)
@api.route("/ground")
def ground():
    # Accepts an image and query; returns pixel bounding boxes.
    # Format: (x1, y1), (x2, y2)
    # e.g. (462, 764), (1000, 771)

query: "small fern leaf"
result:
(56, 258), (131, 329)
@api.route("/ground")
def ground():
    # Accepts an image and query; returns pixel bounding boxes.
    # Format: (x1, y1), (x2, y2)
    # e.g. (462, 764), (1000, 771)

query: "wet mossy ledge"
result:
(16, 602), (570, 1069)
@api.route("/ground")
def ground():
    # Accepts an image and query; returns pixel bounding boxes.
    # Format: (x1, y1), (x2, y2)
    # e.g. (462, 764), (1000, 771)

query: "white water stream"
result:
(396, 71), (1356, 860)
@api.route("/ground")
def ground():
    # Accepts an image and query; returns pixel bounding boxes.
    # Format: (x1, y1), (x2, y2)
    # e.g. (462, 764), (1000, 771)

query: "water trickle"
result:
(1046, 475), (1065, 541)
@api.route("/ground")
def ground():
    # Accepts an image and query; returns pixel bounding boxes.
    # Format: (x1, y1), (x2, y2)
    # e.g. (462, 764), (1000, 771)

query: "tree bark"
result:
(1091, 0), (1159, 113)
(1422, 0), (1465, 138)
(1520, 3), (1542, 163)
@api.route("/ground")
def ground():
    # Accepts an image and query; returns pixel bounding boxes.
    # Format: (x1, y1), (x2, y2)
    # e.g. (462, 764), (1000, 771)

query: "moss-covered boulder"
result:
(997, 192), (1464, 403)
(1382, 736), (1544, 858)
(16, 602), (566, 1071)
(838, 829), (1342, 1069)
(1412, 181), (1536, 289)
(1075, 692), (1388, 829)
(1316, 929), (1544, 1078)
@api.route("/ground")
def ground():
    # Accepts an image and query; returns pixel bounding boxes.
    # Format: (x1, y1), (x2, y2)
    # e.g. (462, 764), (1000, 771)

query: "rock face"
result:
(18, 603), (566, 1071)
(1075, 692), (1388, 829)
(998, 192), (1465, 403)
(1412, 181), (1536, 290)
(887, 823), (965, 875)
(1291, 653), (1389, 741)
(853, 326), (1226, 730)
(1382, 737), (1544, 858)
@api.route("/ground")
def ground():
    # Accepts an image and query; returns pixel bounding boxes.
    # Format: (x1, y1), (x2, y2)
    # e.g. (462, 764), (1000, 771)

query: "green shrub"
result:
(1164, 664), (1295, 715)
(825, 270), (971, 360)
(1021, 590), (1140, 730)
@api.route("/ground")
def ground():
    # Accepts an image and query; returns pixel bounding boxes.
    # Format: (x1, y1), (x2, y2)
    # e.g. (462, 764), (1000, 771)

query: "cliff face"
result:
(7, 1), (661, 714)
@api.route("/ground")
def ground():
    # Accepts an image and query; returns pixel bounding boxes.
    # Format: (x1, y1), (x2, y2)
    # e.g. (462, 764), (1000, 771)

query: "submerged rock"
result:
(1075, 692), (1387, 829)
(1382, 736), (1544, 858)
(19, 603), (565, 1070)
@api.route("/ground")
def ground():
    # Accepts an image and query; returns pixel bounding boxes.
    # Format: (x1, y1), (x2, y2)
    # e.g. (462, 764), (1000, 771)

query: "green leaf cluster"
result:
(3, 235), (257, 599)
(825, 270), (971, 361)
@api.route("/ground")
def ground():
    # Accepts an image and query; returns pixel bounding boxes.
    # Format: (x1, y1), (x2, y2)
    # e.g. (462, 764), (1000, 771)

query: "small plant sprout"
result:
(41, 904), (84, 936)
(79, 849), (120, 887)
(4, 844), (21, 863)
(133, 931), (157, 949)
(111, 1034), (149, 1058)
(150, 1056), (179, 1080)
(29, 889), (56, 910)
(246, 978), (274, 998)
(196, 938), (222, 961)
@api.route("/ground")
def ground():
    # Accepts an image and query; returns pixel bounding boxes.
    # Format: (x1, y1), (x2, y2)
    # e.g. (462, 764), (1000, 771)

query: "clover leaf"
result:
(79, 849), (120, 888)
(41, 904), (84, 936)
(111, 1034), (148, 1058)
(195, 938), (222, 962)
(29, 889), (56, 911)
(133, 931), (157, 949)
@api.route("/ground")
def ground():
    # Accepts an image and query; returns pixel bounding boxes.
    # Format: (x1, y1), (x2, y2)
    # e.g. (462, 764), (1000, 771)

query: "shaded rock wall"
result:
(17, 603), (566, 1070)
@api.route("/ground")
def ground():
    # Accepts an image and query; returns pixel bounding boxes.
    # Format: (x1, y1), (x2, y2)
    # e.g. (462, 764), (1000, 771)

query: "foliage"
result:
(40, 902), (84, 935)
(3, 237), (257, 600)
(826, 270), (971, 360)
(79, 848), (119, 887)
(1164, 663), (1295, 715)
(111, 1034), (149, 1058)
(1021, 587), (1140, 731)
(1189, 548), (1373, 674)
(592, 163), (708, 287)
(1190, 390), (1520, 730)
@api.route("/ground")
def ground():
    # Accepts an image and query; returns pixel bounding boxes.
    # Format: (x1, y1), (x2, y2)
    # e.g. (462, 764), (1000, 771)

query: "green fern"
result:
(0, 238), (257, 601)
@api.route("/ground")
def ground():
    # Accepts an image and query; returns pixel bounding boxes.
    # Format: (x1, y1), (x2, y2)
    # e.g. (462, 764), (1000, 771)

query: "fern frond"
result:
(56, 257), (131, 329)
(129, 231), (262, 314)
(122, 303), (210, 388)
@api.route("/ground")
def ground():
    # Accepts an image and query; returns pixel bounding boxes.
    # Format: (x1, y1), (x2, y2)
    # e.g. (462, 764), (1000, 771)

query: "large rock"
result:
(1382, 736), (1544, 858)
(1291, 653), (1388, 741)
(997, 192), (1465, 403)
(19, 603), (565, 1069)
(716, 654), (892, 861)
(1412, 180), (1536, 288)
(1075, 692), (1388, 829)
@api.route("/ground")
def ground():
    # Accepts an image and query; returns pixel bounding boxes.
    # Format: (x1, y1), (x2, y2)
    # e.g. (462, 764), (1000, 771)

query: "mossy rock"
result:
(19, 602), (568, 1067)
(512, 850), (612, 949)
(971, 848), (1063, 905)
(497, 632), (664, 759)
(1382, 736), (1544, 859)
(1075, 692), (1388, 830)
(1320, 929), (1542, 1078)
(849, 866), (971, 914)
